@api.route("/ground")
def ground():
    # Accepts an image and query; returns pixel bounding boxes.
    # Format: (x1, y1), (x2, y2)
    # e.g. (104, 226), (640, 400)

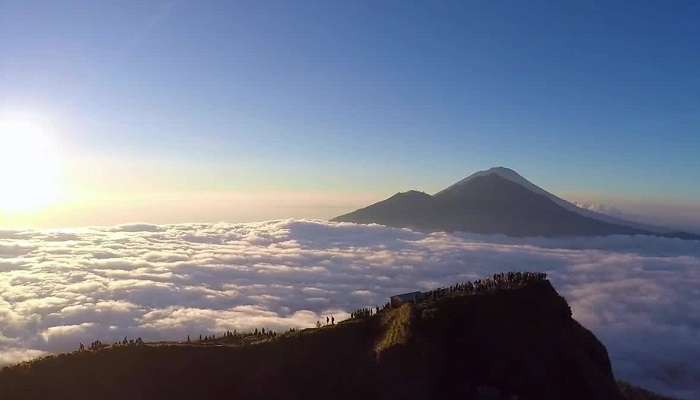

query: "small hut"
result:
(390, 291), (423, 308)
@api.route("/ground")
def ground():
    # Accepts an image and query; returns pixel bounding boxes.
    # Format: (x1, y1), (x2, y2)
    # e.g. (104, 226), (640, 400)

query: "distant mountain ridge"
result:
(334, 167), (699, 239)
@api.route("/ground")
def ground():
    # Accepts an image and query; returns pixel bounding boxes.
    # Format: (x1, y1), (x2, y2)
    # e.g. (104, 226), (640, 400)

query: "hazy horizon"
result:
(3, 175), (700, 233)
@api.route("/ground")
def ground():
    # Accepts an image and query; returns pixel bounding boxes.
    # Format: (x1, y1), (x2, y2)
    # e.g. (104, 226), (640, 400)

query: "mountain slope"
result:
(438, 167), (671, 234)
(433, 173), (648, 236)
(0, 275), (626, 400)
(335, 190), (437, 227)
(334, 167), (698, 239)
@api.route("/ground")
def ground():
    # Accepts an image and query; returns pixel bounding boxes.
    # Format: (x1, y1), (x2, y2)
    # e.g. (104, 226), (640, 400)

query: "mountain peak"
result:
(333, 167), (698, 239)
(437, 166), (530, 196)
(463, 166), (524, 182)
(476, 166), (521, 176)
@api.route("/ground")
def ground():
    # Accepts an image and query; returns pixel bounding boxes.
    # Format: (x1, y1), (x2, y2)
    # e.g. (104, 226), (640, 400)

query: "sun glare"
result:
(0, 113), (63, 214)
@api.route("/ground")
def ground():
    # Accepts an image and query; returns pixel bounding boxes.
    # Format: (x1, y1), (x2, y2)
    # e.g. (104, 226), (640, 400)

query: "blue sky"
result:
(1, 1), (699, 227)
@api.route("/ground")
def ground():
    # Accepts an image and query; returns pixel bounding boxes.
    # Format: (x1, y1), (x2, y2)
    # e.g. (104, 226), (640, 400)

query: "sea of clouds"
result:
(0, 219), (698, 398)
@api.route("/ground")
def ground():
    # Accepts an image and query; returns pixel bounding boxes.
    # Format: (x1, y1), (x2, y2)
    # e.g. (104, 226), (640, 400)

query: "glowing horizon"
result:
(0, 110), (697, 231)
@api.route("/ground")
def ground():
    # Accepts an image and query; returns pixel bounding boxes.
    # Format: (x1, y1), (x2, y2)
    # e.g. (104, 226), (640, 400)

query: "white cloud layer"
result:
(0, 220), (698, 398)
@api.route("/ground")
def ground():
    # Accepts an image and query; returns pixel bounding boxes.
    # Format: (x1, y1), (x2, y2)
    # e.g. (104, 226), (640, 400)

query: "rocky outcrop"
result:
(0, 276), (624, 400)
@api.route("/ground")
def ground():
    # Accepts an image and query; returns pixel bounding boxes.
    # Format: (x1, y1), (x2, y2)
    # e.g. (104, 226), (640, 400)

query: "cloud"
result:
(0, 243), (34, 258)
(574, 201), (628, 219)
(108, 223), (163, 233)
(0, 346), (47, 366)
(0, 219), (698, 398)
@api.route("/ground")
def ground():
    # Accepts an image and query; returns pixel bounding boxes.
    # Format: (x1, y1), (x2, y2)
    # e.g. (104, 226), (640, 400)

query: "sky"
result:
(1, 0), (699, 228)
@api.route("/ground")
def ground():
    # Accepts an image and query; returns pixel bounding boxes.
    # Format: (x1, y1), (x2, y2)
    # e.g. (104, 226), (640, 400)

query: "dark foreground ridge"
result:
(0, 273), (668, 400)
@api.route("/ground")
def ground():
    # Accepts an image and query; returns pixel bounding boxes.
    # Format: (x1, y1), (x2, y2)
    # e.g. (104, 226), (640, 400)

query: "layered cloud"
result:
(0, 220), (698, 398)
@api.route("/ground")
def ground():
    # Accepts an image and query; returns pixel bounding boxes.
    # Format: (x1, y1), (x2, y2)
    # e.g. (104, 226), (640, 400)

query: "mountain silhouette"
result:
(0, 273), (664, 400)
(334, 167), (700, 239)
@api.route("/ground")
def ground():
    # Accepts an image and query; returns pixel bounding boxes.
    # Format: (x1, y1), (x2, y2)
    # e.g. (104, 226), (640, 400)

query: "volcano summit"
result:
(334, 167), (699, 239)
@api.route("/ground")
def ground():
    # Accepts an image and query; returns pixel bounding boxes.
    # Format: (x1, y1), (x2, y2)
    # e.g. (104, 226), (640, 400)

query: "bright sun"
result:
(0, 113), (64, 214)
